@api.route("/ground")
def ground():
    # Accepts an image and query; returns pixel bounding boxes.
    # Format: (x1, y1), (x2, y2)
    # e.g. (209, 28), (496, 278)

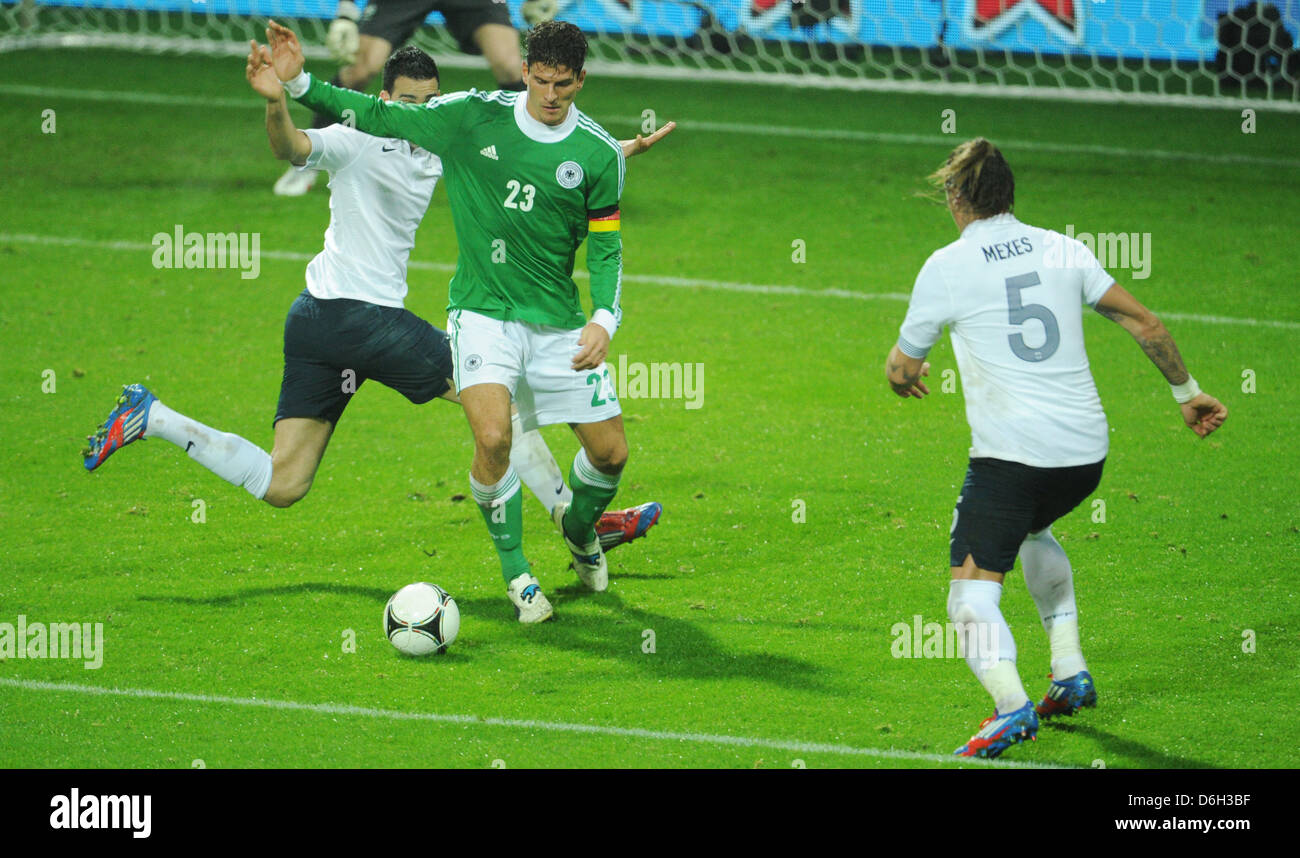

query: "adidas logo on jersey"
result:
(480, 145), (499, 160)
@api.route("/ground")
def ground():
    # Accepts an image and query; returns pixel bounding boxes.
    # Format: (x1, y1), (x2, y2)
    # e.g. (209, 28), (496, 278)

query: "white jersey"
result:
(898, 213), (1115, 468)
(299, 124), (442, 308)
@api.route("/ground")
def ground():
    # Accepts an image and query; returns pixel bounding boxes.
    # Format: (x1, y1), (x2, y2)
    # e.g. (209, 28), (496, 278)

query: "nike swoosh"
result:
(382, 145), (398, 152)
(185, 441), (195, 452)
(555, 486), (563, 495)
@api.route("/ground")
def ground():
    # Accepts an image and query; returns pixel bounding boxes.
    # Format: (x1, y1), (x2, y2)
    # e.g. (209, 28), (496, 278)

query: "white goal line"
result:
(0, 677), (1066, 768)
(1, 82), (1298, 170)
(3, 232), (1296, 332)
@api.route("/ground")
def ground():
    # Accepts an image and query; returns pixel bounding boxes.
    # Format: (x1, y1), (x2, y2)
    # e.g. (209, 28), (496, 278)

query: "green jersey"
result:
(295, 76), (625, 332)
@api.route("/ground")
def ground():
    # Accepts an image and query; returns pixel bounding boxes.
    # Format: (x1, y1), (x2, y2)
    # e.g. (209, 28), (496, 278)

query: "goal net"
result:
(3, 0), (1298, 108)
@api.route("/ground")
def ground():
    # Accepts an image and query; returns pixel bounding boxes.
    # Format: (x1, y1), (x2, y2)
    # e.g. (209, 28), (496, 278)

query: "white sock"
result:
(1020, 528), (1087, 679)
(947, 579), (1029, 714)
(144, 400), (273, 500)
(468, 466), (522, 507)
(508, 411), (571, 514)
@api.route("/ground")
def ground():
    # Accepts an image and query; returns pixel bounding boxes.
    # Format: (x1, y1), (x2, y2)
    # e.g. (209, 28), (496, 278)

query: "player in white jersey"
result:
(276, 0), (555, 196)
(887, 138), (1228, 759)
(82, 44), (668, 560)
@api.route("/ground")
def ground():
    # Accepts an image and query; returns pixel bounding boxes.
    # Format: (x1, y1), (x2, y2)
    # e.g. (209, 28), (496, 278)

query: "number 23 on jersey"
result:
(504, 179), (535, 212)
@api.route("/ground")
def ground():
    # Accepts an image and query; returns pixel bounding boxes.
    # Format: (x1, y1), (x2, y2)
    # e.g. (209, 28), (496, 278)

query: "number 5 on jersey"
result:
(504, 179), (535, 212)
(1005, 272), (1060, 362)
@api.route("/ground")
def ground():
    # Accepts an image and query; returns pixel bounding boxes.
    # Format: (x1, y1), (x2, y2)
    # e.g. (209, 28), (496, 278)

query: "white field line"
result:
(2, 83), (1298, 170)
(0, 677), (1064, 768)
(3, 231), (1297, 332)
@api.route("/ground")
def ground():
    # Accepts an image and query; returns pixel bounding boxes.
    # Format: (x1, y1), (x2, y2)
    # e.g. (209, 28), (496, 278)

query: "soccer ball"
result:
(383, 582), (460, 656)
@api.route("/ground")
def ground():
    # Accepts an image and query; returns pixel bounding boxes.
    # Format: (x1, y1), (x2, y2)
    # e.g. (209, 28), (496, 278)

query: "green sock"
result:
(564, 449), (621, 546)
(470, 468), (530, 584)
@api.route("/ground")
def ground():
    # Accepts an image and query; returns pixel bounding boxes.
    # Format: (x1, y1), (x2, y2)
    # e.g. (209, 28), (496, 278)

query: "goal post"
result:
(3, 0), (1298, 109)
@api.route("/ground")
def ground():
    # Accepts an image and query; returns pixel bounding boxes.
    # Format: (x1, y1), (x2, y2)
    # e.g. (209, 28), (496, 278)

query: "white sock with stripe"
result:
(508, 411), (571, 514)
(947, 579), (1029, 714)
(144, 400), (273, 500)
(1020, 528), (1087, 680)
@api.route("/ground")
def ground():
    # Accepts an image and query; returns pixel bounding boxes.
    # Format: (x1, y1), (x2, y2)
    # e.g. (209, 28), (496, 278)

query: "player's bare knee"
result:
(339, 65), (371, 89)
(352, 39), (390, 82)
(588, 441), (628, 474)
(264, 485), (305, 508)
(263, 460), (313, 508)
(264, 489), (291, 509)
(264, 474), (311, 508)
(474, 427), (511, 465)
(341, 51), (384, 87)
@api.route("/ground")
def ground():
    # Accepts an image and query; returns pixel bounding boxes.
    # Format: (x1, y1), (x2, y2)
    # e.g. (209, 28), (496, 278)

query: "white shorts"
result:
(447, 308), (622, 432)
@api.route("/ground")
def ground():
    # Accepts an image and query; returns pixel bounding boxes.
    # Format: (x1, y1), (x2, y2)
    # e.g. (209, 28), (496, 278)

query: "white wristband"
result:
(1171, 375), (1201, 404)
(283, 70), (312, 99)
(590, 308), (618, 341)
(336, 0), (360, 21)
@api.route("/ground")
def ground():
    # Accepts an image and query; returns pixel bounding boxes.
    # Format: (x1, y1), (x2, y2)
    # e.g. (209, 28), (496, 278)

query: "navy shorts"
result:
(276, 290), (453, 426)
(359, 0), (512, 55)
(949, 457), (1105, 573)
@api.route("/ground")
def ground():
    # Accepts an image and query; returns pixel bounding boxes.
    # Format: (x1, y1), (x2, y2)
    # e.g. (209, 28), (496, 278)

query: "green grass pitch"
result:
(1, 48), (1298, 769)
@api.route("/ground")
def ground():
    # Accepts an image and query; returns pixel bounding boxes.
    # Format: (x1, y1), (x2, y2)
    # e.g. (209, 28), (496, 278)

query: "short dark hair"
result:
(383, 46), (439, 93)
(525, 20), (588, 74)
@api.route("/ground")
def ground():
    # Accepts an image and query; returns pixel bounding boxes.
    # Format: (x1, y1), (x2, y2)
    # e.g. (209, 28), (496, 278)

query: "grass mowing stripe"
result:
(2, 83), (1296, 170)
(4, 231), (1297, 331)
(0, 677), (1067, 768)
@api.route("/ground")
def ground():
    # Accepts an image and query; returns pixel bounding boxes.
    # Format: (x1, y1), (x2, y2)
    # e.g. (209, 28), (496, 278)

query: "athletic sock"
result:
(143, 400), (273, 500)
(469, 467), (530, 584)
(508, 412), (571, 514)
(1020, 528), (1088, 680)
(563, 448), (620, 546)
(947, 579), (1029, 714)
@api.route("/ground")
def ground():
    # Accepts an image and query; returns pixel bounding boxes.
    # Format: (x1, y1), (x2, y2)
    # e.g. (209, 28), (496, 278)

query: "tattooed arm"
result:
(1093, 282), (1189, 384)
(1094, 283), (1228, 437)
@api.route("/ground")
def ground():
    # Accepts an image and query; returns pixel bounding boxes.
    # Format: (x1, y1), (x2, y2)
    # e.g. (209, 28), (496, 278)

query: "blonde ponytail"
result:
(927, 137), (1015, 217)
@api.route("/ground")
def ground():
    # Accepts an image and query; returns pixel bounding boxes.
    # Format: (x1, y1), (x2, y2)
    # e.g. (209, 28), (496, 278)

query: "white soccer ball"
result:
(383, 582), (460, 656)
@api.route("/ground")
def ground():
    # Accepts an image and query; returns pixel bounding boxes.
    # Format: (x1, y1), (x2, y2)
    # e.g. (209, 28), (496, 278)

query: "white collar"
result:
(512, 91), (578, 143)
(960, 212), (1019, 239)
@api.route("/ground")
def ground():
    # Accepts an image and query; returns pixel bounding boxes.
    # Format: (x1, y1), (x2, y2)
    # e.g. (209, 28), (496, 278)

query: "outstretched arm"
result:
(1094, 282), (1228, 438)
(619, 121), (676, 159)
(246, 40), (311, 165)
(266, 20), (450, 153)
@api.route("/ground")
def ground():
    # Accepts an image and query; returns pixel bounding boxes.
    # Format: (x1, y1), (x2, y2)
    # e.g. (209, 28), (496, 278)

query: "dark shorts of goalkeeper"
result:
(948, 456), (1105, 574)
(275, 289), (453, 426)
(359, 0), (512, 55)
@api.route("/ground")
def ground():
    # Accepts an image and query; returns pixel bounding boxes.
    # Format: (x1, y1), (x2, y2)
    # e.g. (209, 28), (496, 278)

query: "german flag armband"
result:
(587, 205), (620, 233)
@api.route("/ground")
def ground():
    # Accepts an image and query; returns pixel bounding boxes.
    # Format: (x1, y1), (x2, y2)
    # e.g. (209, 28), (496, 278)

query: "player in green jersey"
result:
(268, 19), (649, 622)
